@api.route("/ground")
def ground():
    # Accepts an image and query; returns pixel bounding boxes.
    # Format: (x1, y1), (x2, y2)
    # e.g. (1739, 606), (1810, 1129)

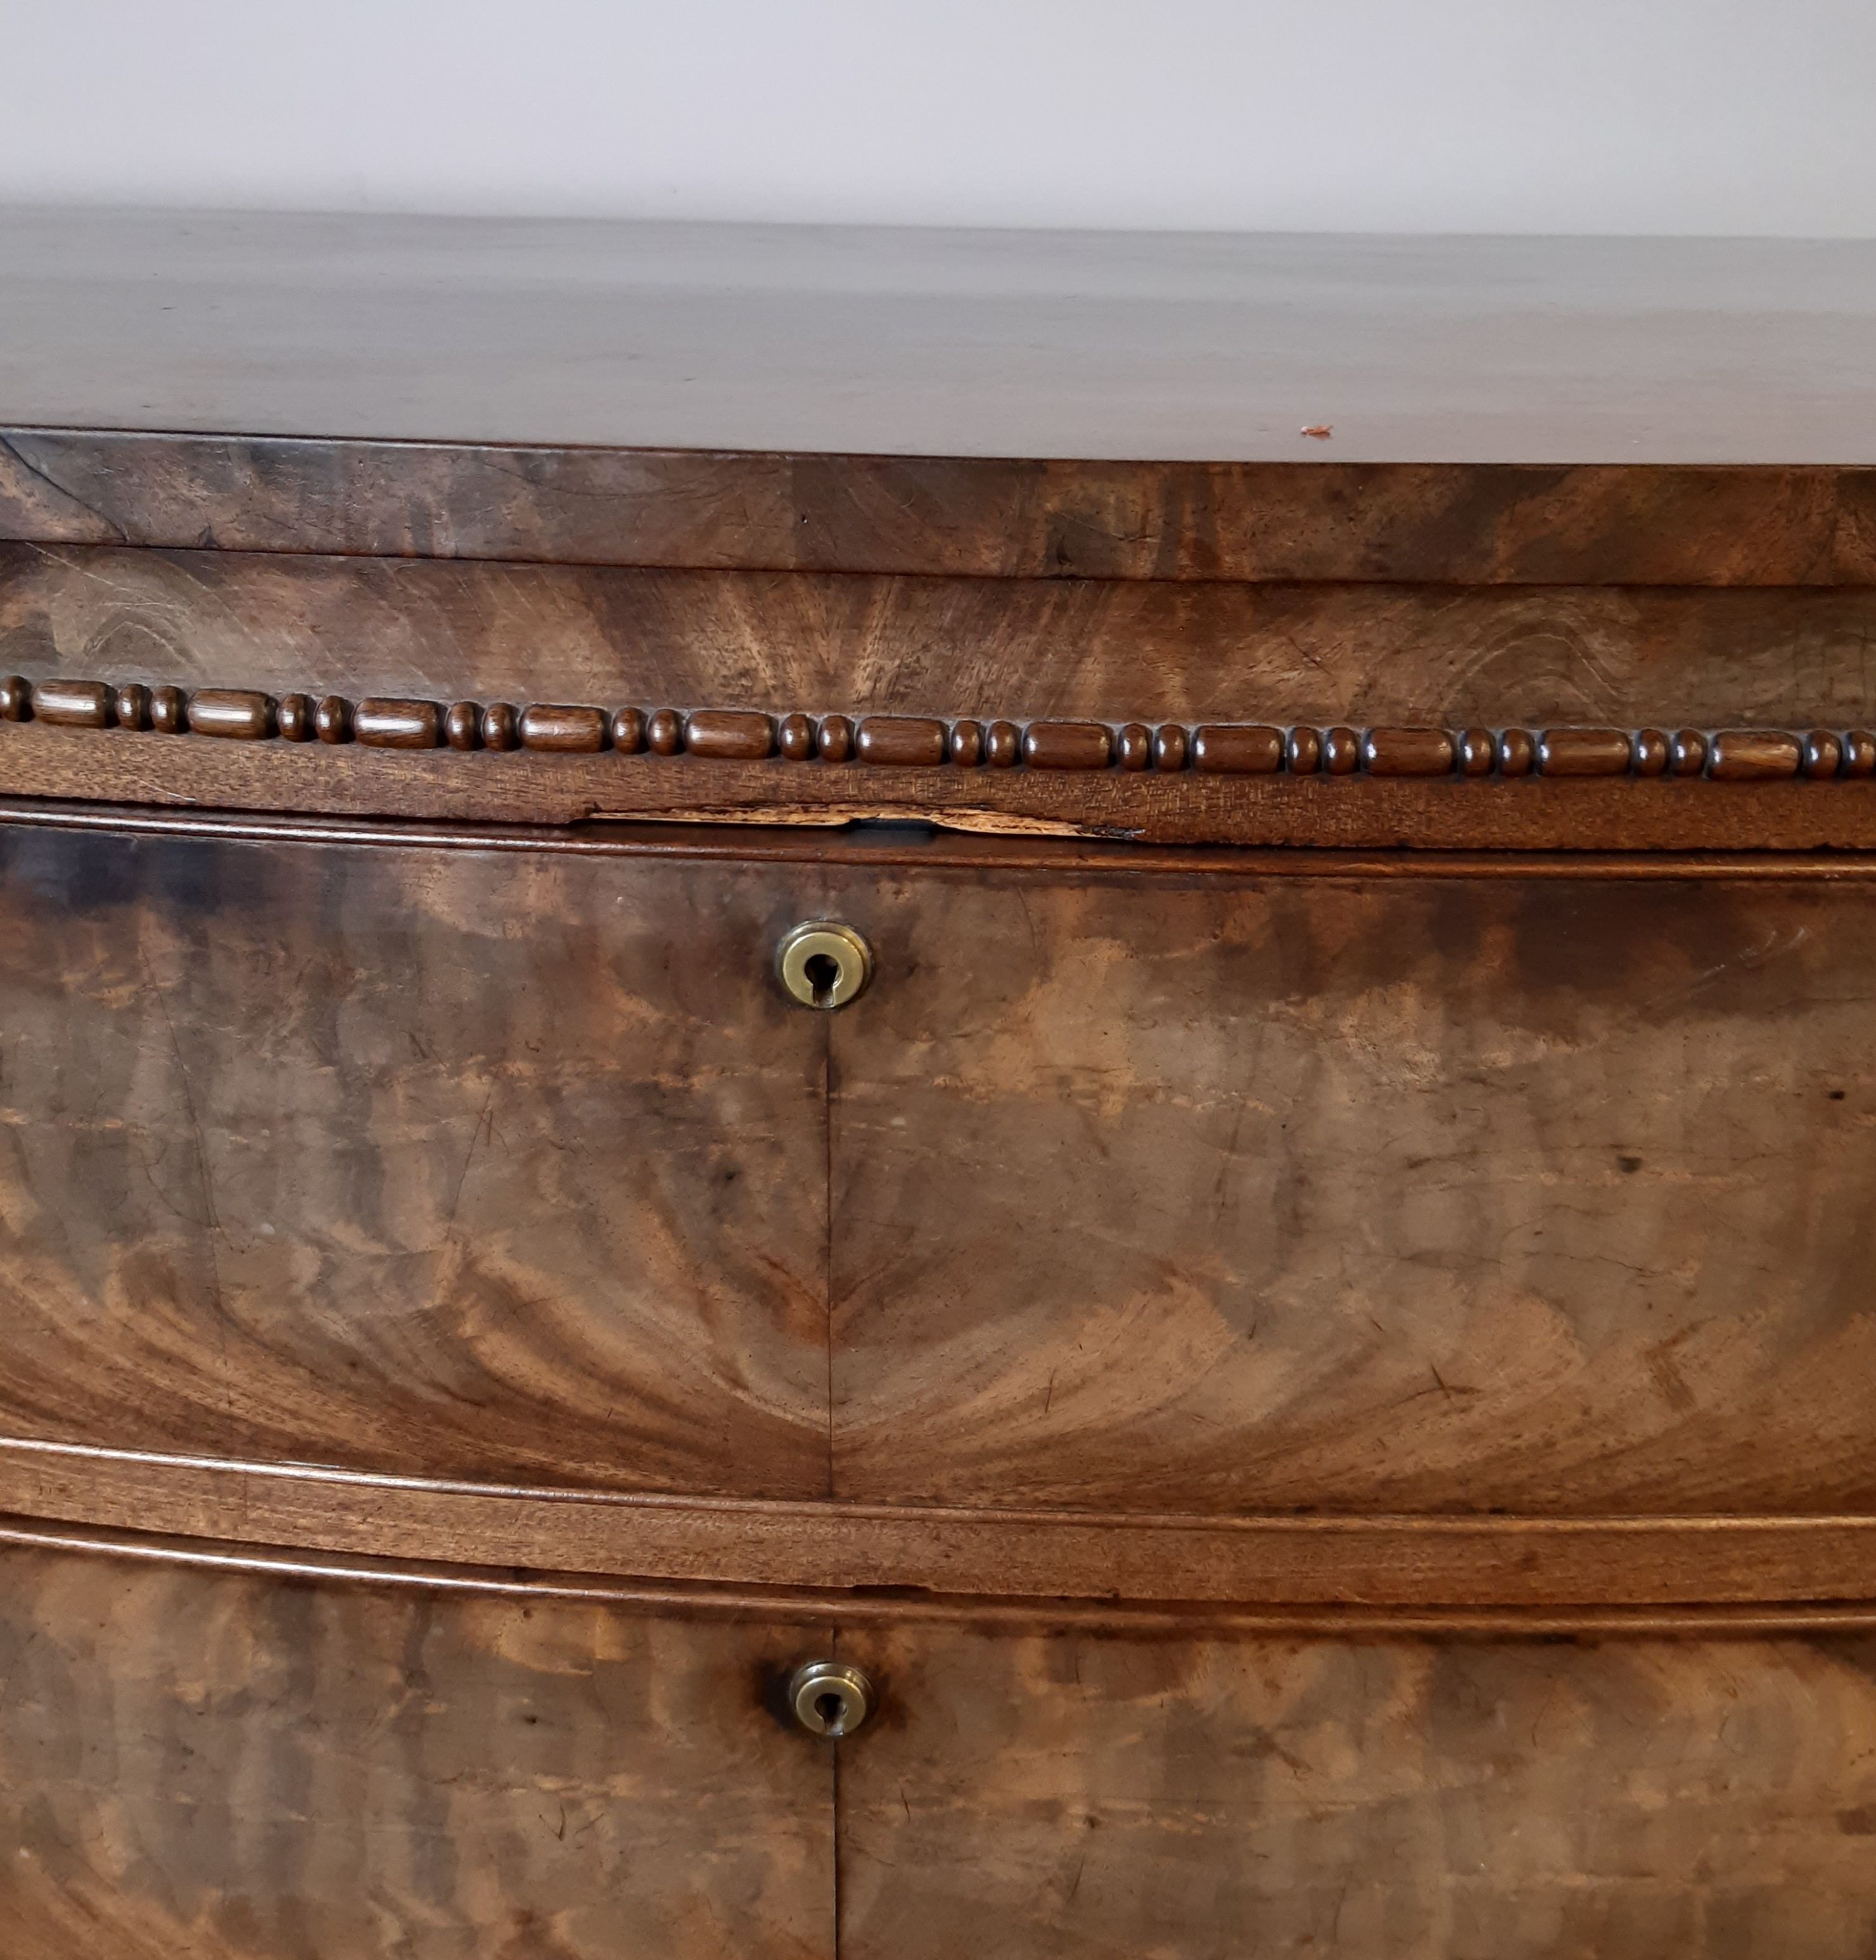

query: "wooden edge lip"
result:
(6, 427), (1876, 587)
(6, 1511), (1876, 1640)
(22, 1430), (1834, 1531)
(12, 794), (1876, 879)
(6, 1437), (1876, 1612)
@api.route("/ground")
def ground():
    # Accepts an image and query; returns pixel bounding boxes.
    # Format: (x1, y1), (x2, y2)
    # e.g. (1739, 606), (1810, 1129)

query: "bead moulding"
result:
(2, 673), (1871, 785)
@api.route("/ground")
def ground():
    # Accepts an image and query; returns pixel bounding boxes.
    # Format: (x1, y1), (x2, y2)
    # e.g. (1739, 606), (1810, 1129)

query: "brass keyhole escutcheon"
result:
(777, 922), (872, 1010)
(788, 1660), (875, 1738)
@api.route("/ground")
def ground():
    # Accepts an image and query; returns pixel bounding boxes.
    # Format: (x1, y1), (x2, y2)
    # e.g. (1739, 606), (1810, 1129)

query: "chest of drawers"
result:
(5, 212), (1876, 1957)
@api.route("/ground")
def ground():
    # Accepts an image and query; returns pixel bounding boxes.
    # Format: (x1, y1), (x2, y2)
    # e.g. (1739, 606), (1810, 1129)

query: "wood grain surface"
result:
(9, 431), (1876, 585)
(0, 822), (831, 1495)
(18, 723), (1876, 850)
(10, 1440), (1876, 1609)
(10, 542), (1876, 844)
(825, 868), (1876, 1515)
(835, 1622), (1876, 1959)
(11, 212), (1876, 1955)
(22, 796), (1876, 884)
(8, 811), (1876, 1540)
(16, 795), (1876, 886)
(0, 1539), (834, 1959)
(10, 545), (1876, 727)
(20, 1512), (1876, 1639)
(15, 670), (1870, 797)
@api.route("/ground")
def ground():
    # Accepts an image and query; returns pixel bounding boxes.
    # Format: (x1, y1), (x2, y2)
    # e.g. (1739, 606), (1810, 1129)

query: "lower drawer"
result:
(0, 1537), (833, 1960)
(834, 1620), (1876, 1960)
(6, 1533), (1876, 1959)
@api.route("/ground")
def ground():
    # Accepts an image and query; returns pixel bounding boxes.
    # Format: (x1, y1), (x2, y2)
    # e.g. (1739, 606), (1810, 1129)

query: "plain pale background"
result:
(1, 0), (1872, 234)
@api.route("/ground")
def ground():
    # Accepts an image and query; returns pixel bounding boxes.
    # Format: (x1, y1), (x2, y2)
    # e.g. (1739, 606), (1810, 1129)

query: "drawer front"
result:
(0, 1540), (833, 1959)
(836, 1622), (1876, 1959)
(0, 825), (829, 1496)
(826, 868), (1876, 1515)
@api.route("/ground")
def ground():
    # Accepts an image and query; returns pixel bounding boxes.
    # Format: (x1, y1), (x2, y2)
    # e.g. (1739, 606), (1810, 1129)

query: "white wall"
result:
(3, 0), (1873, 235)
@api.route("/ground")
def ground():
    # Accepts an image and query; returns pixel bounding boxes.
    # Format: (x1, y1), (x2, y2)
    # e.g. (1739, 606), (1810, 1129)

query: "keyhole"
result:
(777, 923), (873, 1011)
(787, 1659), (875, 1737)
(803, 952), (841, 1008)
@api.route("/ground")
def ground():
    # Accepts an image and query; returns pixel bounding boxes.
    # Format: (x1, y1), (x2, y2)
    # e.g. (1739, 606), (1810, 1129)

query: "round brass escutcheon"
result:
(777, 921), (873, 1010)
(788, 1660), (875, 1738)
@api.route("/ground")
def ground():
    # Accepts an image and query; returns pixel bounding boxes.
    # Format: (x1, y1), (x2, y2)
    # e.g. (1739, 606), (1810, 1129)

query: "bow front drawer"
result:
(820, 860), (1876, 1519)
(0, 823), (832, 1499)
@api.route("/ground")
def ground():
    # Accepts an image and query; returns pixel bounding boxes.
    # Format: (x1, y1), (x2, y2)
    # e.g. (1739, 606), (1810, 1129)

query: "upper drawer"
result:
(10, 816), (1876, 1534)
(0, 822), (831, 1498)
(822, 861), (1876, 1517)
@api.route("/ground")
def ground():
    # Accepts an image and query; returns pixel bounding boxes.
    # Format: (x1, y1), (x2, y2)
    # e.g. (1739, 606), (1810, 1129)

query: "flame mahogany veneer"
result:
(7, 217), (1876, 1956)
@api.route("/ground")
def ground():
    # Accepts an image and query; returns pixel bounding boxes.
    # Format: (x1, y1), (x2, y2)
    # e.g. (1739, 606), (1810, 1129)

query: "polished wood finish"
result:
(4, 213), (1876, 464)
(985, 720), (1021, 767)
(1361, 725), (1457, 776)
(16, 545), (1876, 727)
(24, 795), (1876, 883)
(855, 717), (948, 768)
(148, 682), (186, 734)
(0, 1537), (834, 1959)
(13, 683), (1875, 817)
(1023, 721), (1113, 771)
(1191, 723), (1284, 774)
(9, 541), (1876, 843)
(827, 868), (1876, 1515)
(1536, 725), (1633, 775)
(1711, 729), (1808, 780)
(684, 708), (777, 761)
(21, 1513), (1876, 1638)
(10, 1437), (1876, 1608)
(0, 824), (829, 1496)
(354, 695), (443, 748)
(8, 213), (1876, 1952)
(836, 1622), (1876, 1959)
(14, 430), (1876, 585)
(817, 715), (855, 764)
(16, 726), (1876, 849)
(517, 701), (609, 753)
(9, 817), (1876, 1526)
(27, 678), (112, 727)
(185, 687), (275, 740)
